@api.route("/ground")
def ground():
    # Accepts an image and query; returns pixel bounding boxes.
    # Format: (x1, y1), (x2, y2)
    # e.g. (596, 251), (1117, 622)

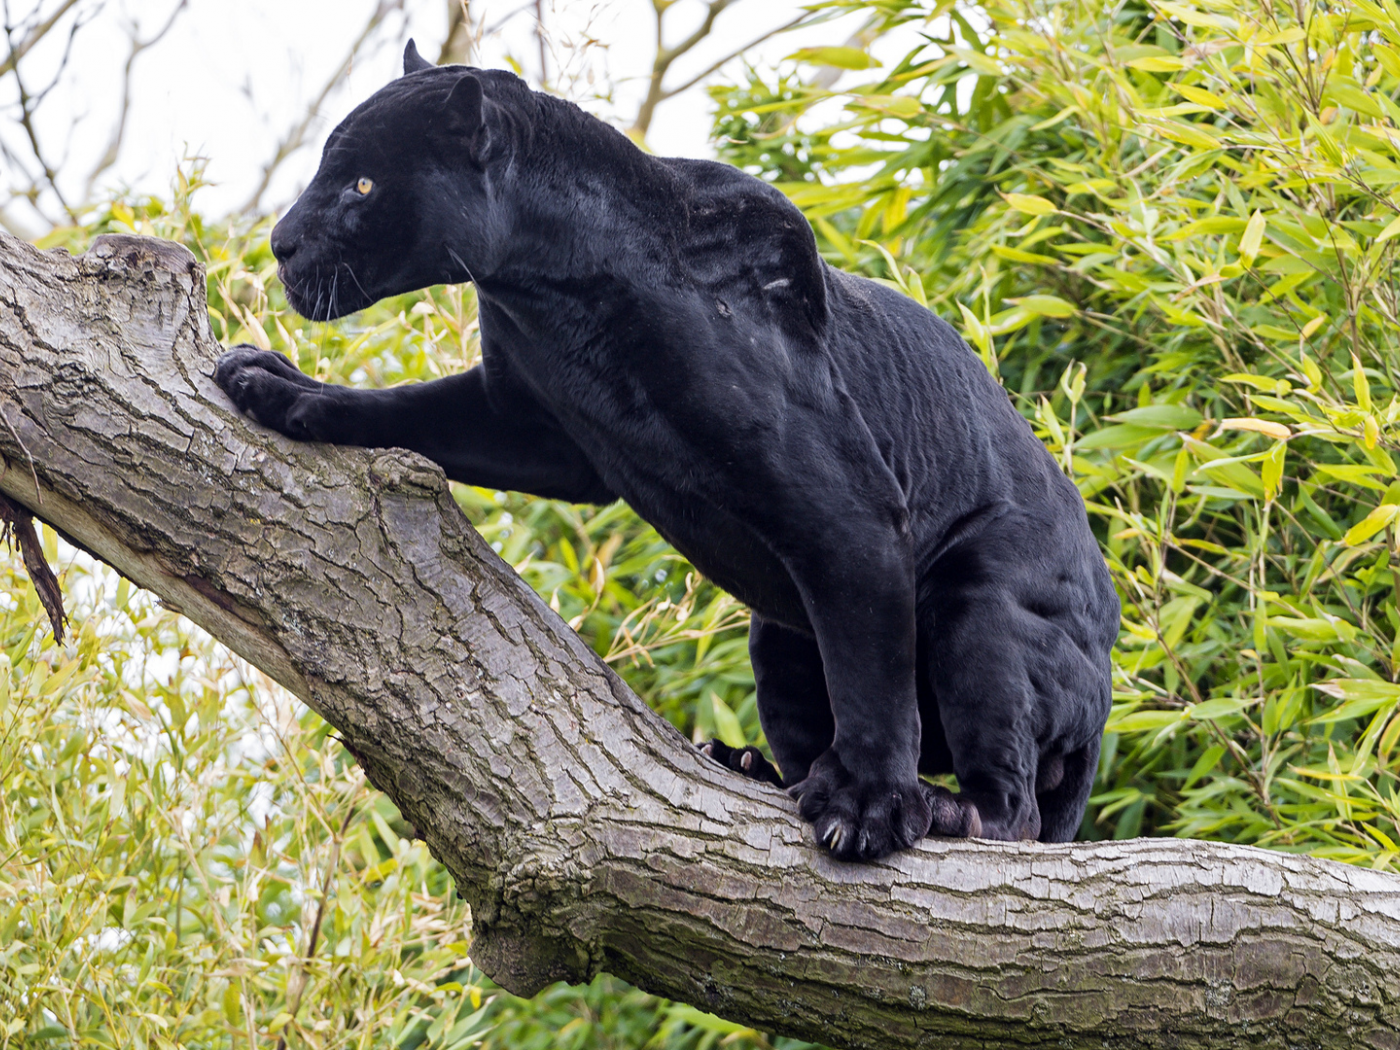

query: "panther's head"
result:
(271, 41), (508, 321)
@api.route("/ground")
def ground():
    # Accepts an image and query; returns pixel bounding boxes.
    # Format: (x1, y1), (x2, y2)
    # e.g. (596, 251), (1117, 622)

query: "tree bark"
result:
(1, 230), (1398, 1050)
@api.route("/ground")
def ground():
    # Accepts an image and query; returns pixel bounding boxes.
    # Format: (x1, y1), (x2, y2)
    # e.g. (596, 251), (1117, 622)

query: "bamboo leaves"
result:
(719, 0), (1400, 862)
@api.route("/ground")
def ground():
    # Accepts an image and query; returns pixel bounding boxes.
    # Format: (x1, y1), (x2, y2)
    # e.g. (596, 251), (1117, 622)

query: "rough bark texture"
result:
(2, 229), (1399, 1050)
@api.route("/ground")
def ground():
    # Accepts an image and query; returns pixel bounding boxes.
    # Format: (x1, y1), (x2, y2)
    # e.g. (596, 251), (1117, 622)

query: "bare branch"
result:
(437, 0), (473, 65)
(9, 46), (74, 221)
(238, 0), (408, 217)
(83, 0), (189, 201)
(657, 12), (806, 102)
(0, 0), (81, 78)
(1, 0), (111, 226)
(480, 0), (535, 37)
(534, 0), (546, 85)
(630, 0), (805, 140)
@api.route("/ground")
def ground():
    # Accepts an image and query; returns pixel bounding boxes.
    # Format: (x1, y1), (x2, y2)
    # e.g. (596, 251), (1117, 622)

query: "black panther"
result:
(215, 40), (1119, 861)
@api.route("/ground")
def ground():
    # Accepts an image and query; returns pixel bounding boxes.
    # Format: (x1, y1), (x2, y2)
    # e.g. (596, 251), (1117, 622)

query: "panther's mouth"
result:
(277, 261), (373, 322)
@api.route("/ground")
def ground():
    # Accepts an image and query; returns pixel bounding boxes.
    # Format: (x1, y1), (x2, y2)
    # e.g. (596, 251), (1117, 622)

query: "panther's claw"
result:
(790, 749), (932, 861)
(698, 739), (783, 787)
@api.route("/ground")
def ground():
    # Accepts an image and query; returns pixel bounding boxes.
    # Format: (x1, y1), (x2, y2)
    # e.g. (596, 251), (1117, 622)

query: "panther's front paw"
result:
(787, 749), (932, 861)
(213, 346), (330, 440)
(699, 739), (783, 787)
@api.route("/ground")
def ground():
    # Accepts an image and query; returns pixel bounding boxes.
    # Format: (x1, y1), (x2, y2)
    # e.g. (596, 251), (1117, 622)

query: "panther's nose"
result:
(269, 220), (297, 262)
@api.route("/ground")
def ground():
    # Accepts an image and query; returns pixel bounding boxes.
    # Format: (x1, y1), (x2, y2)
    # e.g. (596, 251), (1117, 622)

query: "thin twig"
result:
(0, 0), (81, 78)
(275, 802), (357, 1050)
(83, 0), (189, 201)
(240, 0), (407, 216)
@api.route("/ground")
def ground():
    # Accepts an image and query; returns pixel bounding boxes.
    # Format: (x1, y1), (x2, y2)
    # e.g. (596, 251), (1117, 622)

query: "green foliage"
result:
(0, 536), (488, 1047)
(714, 0), (1400, 859)
(16, 0), (1400, 1038)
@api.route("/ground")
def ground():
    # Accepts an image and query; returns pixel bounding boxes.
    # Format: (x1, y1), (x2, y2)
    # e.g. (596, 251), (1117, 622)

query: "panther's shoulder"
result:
(657, 157), (828, 339)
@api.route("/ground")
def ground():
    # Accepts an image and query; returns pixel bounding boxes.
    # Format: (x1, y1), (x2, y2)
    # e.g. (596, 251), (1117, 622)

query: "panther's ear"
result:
(403, 39), (434, 75)
(442, 72), (484, 136)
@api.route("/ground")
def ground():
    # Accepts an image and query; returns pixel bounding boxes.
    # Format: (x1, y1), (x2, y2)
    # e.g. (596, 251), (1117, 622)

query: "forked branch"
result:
(630, 0), (806, 139)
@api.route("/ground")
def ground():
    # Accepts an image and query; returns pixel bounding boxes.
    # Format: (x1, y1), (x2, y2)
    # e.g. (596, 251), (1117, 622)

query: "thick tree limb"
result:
(1, 230), (1399, 1049)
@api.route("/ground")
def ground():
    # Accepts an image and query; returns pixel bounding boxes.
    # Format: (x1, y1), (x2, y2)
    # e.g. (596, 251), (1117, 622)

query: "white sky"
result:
(2, 0), (907, 227)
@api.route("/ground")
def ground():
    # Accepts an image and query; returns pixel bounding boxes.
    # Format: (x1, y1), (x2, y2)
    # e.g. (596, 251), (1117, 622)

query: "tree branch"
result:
(82, 0), (189, 202)
(0, 0), (83, 79)
(1, 229), (1399, 1050)
(657, 13), (806, 102)
(4, 2), (91, 224)
(238, 0), (407, 217)
(632, 0), (732, 138)
(437, 0), (473, 66)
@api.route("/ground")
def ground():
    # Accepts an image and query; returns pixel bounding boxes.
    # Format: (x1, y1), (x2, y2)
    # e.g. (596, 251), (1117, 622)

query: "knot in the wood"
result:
(82, 233), (201, 282)
(370, 451), (449, 496)
(462, 824), (598, 997)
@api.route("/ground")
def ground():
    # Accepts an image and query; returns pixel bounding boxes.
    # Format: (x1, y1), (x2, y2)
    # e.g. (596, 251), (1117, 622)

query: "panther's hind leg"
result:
(919, 517), (1114, 842)
(1035, 737), (1100, 842)
(698, 615), (833, 790)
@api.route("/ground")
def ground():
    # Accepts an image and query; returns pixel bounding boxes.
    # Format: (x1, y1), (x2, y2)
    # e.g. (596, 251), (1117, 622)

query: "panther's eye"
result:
(356, 177), (374, 195)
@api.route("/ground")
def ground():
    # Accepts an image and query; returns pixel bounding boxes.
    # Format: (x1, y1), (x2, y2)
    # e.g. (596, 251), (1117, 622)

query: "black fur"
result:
(214, 43), (1119, 860)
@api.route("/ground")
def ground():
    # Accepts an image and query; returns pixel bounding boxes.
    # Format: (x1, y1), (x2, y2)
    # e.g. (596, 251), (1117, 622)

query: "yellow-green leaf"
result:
(1153, 119), (1222, 149)
(855, 94), (923, 118)
(1109, 404), (1203, 429)
(1354, 354), (1373, 413)
(1376, 214), (1400, 244)
(1217, 417), (1292, 439)
(990, 244), (1060, 265)
(1030, 105), (1079, 131)
(788, 46), (879, 70)
(1156, 1), (1233, 27)
(1344, 503), (1399, 545)
(1376, 45), (1400, 78)
(1005, 294), (1077, 317)
(268, 1012), (296, 1035)
(1189, 696), (1254, 721)
(1177, 83), (1227, 108)
(1326, 82), (1385, 119)
(1003, 193), (1058, 216)
(958, 302), (998, 379)
(1300, 352), (1323, 388)
(708, 692), (746, 749)
(1128, 56), (1185, 71)
(1223, 372), (1289, 394)
(1239, 210), (1266, 267)
(1170, 446), (1190, 494)
(953, 47), (1004, 76)
(1311, 679), (1400, 723)
(1262, 442), (1286, 501)
(1109, 709), (1185, 733)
